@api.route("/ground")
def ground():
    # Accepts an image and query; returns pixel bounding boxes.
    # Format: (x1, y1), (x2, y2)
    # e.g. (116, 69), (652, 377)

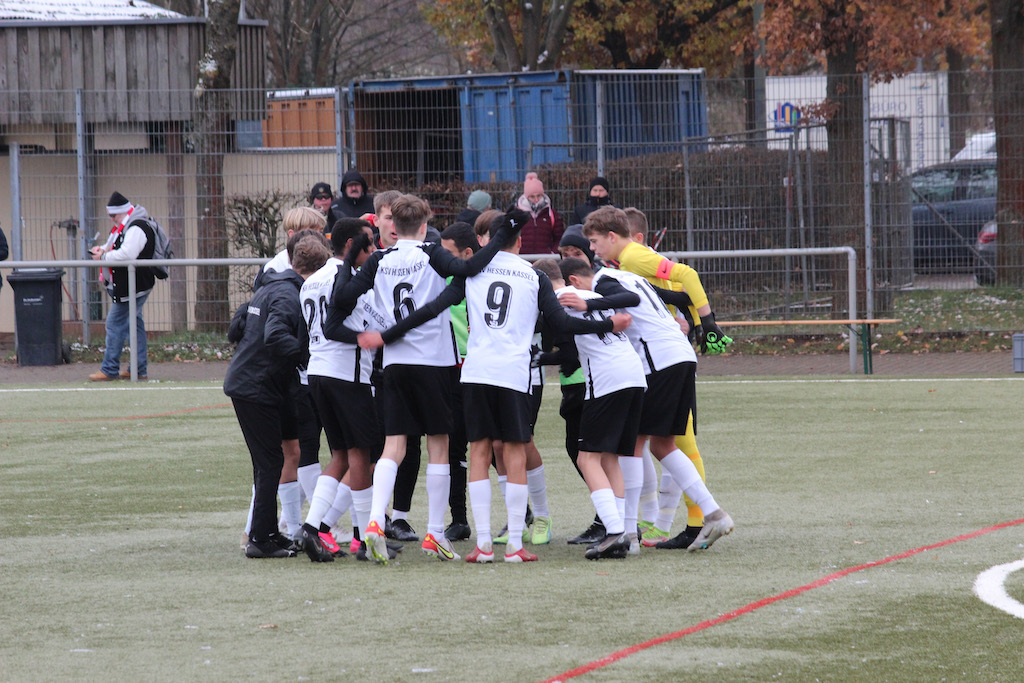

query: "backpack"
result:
(135, 216), (173, 279)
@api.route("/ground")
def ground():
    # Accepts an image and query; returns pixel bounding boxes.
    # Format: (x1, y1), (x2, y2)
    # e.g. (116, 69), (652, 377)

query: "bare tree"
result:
(249, 0), (460, 87)
(991, 0), (1024, 286)
(482, 0), (575, 72)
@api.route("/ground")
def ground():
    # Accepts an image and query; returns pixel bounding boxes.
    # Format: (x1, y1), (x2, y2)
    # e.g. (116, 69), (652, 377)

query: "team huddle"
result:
(224, 191), (735, 564)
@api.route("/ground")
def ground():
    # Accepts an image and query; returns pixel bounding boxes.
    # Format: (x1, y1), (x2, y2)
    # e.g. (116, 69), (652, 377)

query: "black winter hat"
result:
(589, 176), (610, 193)
(559, 227), (595, 265)
(106, 191), (131, 214)
(310, 182), (333, 203)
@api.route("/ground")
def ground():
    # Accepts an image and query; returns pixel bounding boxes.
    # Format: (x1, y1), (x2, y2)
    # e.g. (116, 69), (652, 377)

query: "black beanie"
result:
(559, 228), (595, 265)
(106, 191), (131, 214)
(589, 176), (609, 193)
(310, 182), (333, 203)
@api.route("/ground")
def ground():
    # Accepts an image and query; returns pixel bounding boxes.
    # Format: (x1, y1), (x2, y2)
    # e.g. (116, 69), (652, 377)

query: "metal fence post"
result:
(862, 72), (874, 320)
(128, 265), (138, 381)
(596, 79), (605, 177)
(10, 141), (21, 262)
(76, 89), (91, 345)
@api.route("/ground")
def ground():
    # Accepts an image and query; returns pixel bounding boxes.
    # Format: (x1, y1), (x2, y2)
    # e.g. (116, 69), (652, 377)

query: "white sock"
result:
(351, 487), (372, 535)
(369, 458), (399, 530)
(640, 444), (659, 523)
(468, 479), (493, 546)
(322, 480), (352, 528)
(659, 449), (720, 515)
(303, 475), (339, 529)
(244, 485), (255, 536)
(278, 481), (302, 537)
(425, 463), (451, 537)
(615, 496), (626, 532)
(619, 455), (643, 535)
(505, 482), (529, 552)
(498, 475), (508, 502)
(297, 463), (321, 503)
(656, 471), (683, 531)
(591, 488), (624, 535)
(392, 509), (409, 522)
(526, 465), (550, 518)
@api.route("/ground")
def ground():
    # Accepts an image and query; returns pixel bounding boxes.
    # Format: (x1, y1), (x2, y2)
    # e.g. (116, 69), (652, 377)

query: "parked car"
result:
(975, 219), (997, 285)
(952, 131), (997, 162)
(910, 160), (996, 272)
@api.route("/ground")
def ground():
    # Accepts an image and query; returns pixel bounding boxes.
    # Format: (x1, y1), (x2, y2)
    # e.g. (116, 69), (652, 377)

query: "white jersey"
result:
(365, 239), (457, 368)
(461, 251), (541, 393)
(301, 258), (376, 384)
(593, 267), (696, 373)
(556, 285), (646, 399)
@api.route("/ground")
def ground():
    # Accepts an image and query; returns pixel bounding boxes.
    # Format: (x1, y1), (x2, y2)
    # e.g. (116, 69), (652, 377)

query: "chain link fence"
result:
(2, 71), (1021, 346)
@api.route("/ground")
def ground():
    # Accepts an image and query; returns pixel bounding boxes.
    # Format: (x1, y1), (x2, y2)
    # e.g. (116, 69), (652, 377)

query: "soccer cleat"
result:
(641, 525), (671, 547)
(465, 542), (494, 564)
(584, 533), (629, 560)
(637, 520), (654, 535)
(245, 537), (297, 559)
(300, 525), (335, 563)
(654, 526), (702, 550)
(567, 519), (606, 545)
(364, 520), (390, 565)
(421, 533), (460, 561)
(444, 521), (472, 542)
(687, 512), (734, 551)
(356, 540), (399, 561)
(627, 533), (640, 556)
(349, 538), (362, 555)
(531, 516), (552, 545)
(504, 547), (539, 563)
(388, 518), (420, 542)
(318, 531), (345, 556)
(268, 532), (301, 554)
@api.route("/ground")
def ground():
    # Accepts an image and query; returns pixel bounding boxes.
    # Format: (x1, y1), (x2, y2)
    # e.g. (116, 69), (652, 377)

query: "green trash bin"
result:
(7, 268), (65, 366)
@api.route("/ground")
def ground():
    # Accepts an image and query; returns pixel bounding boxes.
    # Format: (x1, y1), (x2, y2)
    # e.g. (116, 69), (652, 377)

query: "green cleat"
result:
(531, 516), (552, 545)
(641, 525), (670, 547)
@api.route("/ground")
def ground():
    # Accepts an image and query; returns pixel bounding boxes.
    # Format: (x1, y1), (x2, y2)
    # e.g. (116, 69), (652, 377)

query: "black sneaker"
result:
(245, 537), (296, 559)
(654, 526), (703, 550)
(267, 532), (301, 554)
(584, 533), (629, 560)
(356, 540), (399, 562)
(300, 525), (335, 563)
(567, 519), (606, 545)
(388, 518), (420, 542)
(444, 521), (471, 542)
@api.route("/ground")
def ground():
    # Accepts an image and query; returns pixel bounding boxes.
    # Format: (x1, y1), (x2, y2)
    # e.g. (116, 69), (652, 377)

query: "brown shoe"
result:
(118, 370), (148, 380)
(89, 371), (117, 382)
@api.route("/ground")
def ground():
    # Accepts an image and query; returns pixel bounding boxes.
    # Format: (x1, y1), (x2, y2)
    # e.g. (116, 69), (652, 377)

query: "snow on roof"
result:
(0, 0), (186, 22)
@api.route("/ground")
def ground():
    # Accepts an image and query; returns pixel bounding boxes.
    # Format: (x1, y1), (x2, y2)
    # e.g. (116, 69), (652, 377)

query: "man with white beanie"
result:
(88, 191), (157, 381)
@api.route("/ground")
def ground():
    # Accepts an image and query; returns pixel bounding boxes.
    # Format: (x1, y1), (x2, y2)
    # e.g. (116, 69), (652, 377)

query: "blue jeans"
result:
(102, 290), (150, 377)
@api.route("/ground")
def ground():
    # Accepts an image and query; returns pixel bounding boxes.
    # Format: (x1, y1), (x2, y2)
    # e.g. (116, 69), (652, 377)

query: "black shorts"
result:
(528, 383), (544, 432)
(379, 364), (453, 437)
(309, 375), (381, 451)
(579, 387), (645, 456)
(463, 383), (534, 444)
(639, 361), (696, 437)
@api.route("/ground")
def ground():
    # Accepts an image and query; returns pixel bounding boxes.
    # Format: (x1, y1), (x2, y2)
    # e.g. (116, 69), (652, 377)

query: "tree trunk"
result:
(990, 0), (1024, 287)
(825, 41), (866, 318)
(946, 48), (970, 158)
(166, 122), (188, 332)
(193, 0), (240, 331)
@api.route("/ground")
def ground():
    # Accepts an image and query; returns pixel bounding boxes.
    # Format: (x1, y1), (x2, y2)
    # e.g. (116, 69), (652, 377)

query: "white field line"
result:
(0, 384), (225, 393)
(974, 559), (1024, 620)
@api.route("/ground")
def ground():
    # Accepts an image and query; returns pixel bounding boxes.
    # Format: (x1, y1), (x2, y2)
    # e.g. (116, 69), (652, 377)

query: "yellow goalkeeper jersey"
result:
(617, 241), (708, 322)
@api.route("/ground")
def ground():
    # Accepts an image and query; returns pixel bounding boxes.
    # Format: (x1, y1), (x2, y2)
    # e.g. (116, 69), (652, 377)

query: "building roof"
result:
(0, 0), (186, 22)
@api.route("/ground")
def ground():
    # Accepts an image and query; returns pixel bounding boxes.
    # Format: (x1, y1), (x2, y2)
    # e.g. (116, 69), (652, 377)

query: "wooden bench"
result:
(717, 319), (902, 375)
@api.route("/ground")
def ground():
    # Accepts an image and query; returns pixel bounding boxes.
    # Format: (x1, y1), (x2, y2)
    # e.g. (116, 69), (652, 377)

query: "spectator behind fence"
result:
(0, 221), (8, 293)
(332, 169), (375, 219)
(572, 176), (618, 226)
(309, 181), (336, 234)
(455, 190), (492, 226)
(515, 172), (564, 254)
(88, 191), (159, 382)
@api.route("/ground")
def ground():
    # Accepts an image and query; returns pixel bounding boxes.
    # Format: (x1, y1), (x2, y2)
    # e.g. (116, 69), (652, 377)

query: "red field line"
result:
(542, 517), (1024, 682)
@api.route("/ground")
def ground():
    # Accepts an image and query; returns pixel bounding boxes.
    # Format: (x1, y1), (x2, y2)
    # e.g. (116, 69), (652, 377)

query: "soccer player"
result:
(542, 257), (645, 559)
(327, 195), (511, 564)
(386, 213), (630, 563)
(578, 207), (736, 551)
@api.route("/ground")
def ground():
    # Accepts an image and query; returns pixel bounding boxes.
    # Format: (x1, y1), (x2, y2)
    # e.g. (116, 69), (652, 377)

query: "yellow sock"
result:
(675, 424), (706, 528)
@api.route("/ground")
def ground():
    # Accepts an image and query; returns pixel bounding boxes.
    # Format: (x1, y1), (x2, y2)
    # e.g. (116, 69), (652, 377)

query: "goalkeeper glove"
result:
(697, 311), (732, 355)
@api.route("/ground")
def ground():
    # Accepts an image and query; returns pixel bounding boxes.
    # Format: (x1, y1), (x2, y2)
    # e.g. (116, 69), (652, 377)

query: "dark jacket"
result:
(331, 169), (375, 219)
(0, 224), (7, 291)
(514, 196), (564, 255)
(572, 196), (617, 226)
(223, 269), (308, 406)
(104, 208), (156, 302)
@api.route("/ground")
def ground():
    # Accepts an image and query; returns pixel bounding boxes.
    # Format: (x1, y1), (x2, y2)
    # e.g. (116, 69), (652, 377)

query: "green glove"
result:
(697, 311), (732, 355)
